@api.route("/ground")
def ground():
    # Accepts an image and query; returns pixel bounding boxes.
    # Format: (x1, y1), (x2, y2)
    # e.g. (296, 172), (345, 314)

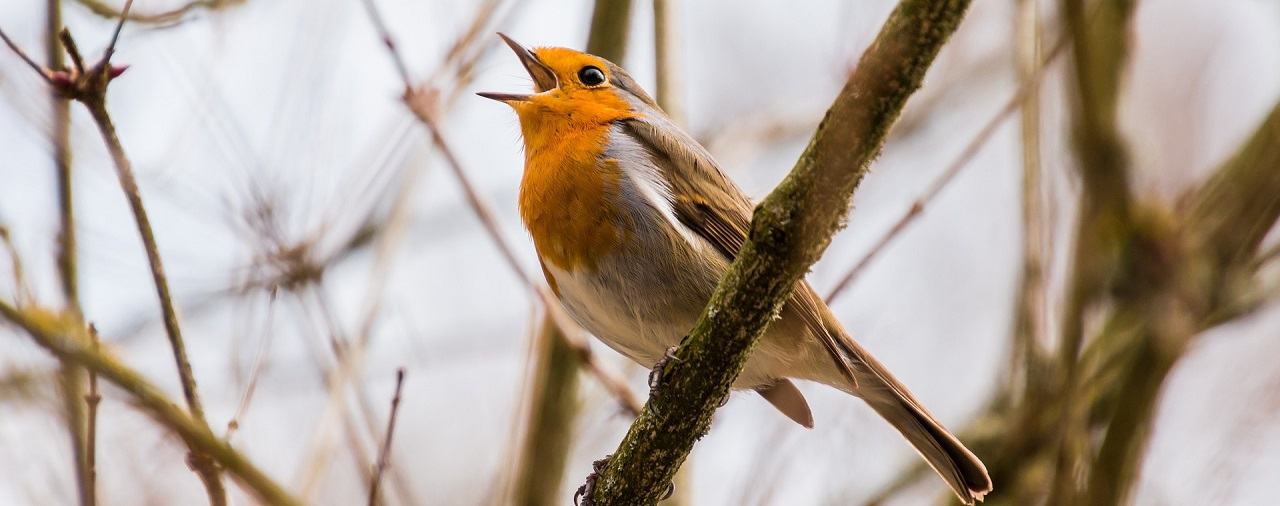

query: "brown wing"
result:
(620, 117), (860, 388)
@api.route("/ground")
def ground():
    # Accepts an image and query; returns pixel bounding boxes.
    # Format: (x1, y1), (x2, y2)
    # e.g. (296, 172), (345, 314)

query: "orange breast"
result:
(517, 120), (629, 272)
(514, 90), (636, 272)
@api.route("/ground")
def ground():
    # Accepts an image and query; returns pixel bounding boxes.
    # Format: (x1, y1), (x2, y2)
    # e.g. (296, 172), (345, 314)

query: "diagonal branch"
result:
(0, 301), (301, 506)
(585, 0), (975, 503)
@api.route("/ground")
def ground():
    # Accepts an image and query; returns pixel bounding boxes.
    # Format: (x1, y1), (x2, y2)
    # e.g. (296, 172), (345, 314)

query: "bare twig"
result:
(83, 77), (230, 506)
(225, 297), (277, 441)
(58, 29), (86, 76)
(84, 325), (102, 506)
(359, 0), (644, 416)
(368, 369), (407, 506)
(357, 0), (411, 86)
(0, 227), (33, 303)
(824, 33), (1068, 303)
(71, 0), (244, 25)
(42, 1), (94, 503)
(102, 0), (134, 62)
(0, 28), (55, 83)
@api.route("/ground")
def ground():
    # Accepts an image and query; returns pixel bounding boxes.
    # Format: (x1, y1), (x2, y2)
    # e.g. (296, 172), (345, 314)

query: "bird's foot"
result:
(572, 454), (674, 505)
(574, 455), (610, 506)
(647, 344), (682, 400)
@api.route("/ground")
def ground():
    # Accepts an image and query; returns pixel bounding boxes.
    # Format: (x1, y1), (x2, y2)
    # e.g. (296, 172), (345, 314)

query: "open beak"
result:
(477, 33), (558, 102)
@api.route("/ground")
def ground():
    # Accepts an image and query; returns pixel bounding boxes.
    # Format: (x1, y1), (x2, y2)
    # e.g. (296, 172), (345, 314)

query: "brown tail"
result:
(832, 337), (992, 504)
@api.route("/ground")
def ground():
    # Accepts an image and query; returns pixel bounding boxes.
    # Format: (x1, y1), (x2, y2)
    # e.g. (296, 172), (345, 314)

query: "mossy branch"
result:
(584, 0), (975, 503)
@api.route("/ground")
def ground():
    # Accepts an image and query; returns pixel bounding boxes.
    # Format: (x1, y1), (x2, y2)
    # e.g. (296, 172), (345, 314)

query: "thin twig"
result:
(368, 368), (407, 506)
(357, 0), (411, 87)
(58, 29), (86, 76)
(102, 0), (133, 62)
(44, 1), (93, 503)
(84, 325), (102, 506)
(71, 0), (242, 25)
(359, 0), (644, 416)
(83, 88), (229, 506)
(225, 295), (277, 441)
(0, 28), (55, 83)
(824, 33), (1069, 303)
(0, 227), (33, 304)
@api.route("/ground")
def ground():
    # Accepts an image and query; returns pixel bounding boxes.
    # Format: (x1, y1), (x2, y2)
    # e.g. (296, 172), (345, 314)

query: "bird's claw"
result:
(647, 345), (681, 395)
(573, 455), (612, 506)
(571, 454), (676, 504)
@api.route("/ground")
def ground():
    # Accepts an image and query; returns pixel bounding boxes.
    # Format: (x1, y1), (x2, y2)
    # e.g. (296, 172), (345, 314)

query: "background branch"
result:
(0, 301), (301, 506)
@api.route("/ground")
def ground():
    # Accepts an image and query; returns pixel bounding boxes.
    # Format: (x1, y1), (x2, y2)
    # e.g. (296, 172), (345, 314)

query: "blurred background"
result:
(1, 0), (1279, 504)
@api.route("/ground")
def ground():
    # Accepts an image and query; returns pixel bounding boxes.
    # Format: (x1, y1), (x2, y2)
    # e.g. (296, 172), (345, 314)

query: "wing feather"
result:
(620, 117), (860, 387)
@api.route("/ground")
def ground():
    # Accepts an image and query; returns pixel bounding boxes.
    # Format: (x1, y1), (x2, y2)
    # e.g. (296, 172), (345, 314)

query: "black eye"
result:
(578, 66), (606, 86)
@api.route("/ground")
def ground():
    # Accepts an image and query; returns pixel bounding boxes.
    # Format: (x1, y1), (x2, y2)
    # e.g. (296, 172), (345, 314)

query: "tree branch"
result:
(584, 0), (975, 503)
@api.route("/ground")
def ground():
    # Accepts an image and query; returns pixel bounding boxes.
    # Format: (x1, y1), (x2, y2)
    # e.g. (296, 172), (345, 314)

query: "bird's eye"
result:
(578, 66), (606, 86)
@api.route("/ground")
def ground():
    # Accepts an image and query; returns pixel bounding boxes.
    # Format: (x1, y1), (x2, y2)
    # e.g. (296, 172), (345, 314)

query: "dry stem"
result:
(367, 368), (407, 506)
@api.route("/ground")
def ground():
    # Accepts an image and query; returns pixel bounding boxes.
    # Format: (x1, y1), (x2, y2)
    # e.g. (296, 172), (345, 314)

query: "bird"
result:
(478, 33), (992, 504)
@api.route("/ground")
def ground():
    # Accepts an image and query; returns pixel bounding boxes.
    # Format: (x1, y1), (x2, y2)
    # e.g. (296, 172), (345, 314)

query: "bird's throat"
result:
(516, 116), (630, 273)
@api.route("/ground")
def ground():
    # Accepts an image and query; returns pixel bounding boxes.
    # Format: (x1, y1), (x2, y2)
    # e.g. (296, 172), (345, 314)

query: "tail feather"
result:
(837, 341), (992, 504)
(785, 284), (991, 502)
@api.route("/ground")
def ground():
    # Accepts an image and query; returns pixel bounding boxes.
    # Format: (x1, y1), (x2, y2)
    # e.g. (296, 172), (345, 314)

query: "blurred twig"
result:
(70, 0), (245, 25)
(511, 317), (582, 506)
(824, 33), (1068, 303)
(83, 325), (101, 506)
(368, 368), (406, 506)
(586, 0), (632, 63)
(44, 0), (94, 503)
(0, 301), (302, 506)
(653, 0), (683, 125)
(224, 296), (277, 441)
(1048, 0), (1137, 502)
(587, 0), (974, 502)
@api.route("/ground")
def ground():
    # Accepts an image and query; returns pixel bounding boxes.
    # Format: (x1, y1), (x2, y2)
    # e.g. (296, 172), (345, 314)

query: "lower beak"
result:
(477, 91), (531, 102)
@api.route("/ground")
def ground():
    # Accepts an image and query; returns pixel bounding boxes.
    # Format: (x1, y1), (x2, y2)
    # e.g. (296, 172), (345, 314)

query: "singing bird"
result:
(479, 34), (991, 503)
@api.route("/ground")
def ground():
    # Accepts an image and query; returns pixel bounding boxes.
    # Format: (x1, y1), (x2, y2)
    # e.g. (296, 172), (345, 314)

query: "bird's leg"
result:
(573, 454), (674, 505)
(574, 455), (607, 506)
(647, 335), (688, 401)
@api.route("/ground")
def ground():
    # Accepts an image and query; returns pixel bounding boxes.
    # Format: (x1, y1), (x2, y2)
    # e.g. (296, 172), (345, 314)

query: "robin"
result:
(479, 34), (991, 504)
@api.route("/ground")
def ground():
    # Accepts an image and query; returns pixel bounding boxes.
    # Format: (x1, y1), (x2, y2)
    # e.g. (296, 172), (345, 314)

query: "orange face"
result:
(507, 47), (636, 134)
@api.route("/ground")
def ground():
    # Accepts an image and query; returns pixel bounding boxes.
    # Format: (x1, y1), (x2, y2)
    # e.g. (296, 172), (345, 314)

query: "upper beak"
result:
(477, 33), (558, 103)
